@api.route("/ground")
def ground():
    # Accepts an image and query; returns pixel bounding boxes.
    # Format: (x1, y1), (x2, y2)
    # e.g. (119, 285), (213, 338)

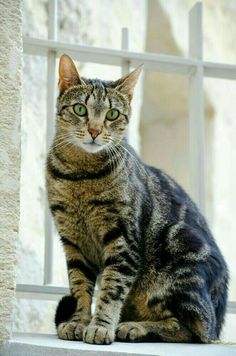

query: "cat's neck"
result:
(51, 135), (127, 176)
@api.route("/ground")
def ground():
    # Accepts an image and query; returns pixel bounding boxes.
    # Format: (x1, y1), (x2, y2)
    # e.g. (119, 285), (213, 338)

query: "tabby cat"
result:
(46, 54), (228, 345)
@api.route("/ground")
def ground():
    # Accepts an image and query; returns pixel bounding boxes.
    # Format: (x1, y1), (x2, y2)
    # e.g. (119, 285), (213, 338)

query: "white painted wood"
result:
(44, 0), (58, 285)
(15, 284), (236, 315)
(48, 0), (58, 40)
(23, 37), (236, 80)
(188, 2), (205, 212)
(189, 3), (202, 60)
(121, 28), (131, 142)
(16, 284), (69, 301)
(23, 37), (197, 75)
(204, 61), (236, 80)
(121, 27), (130, 76)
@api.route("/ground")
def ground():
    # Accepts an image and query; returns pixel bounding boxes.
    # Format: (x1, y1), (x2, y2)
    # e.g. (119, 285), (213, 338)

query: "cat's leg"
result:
(117, 290), (218, 343)
(152, 291), (217, 343)
(56, 238), (97, 340)
(118, 273), (217, 343)
(116, 319), (193, 342)
(83, 235), (138, 345)
(174, 289), (218, 343)
(116, 291), (216, 343)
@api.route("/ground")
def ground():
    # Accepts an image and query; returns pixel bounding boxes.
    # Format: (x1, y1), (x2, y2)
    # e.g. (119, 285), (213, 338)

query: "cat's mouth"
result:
(84, 141), (100, 145)
(82, 141), (104, 153)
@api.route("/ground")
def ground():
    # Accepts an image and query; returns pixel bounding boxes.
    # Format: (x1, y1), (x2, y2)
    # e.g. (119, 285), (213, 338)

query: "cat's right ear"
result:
(58, 54), (83, 93)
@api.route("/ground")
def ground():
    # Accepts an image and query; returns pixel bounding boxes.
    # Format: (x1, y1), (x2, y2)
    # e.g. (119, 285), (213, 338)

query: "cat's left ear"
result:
(58, 54), (84, 94)
(115, 64), (143, 101)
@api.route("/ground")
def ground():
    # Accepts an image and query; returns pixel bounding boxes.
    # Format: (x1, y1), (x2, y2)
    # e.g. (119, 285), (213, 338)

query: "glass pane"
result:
(203, 3), (236, 65)
(18, 54), (47, 285)
(140, 72), (190, 194)
(13, 298), (57, 333)
(204, 77), (236, 301)
(222, 313), (236, 342)
(58, 0), (146, 51)
(23, 0), (48, 39)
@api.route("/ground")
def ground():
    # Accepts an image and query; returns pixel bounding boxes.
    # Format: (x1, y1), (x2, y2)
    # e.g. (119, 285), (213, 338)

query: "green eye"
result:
(106, 109), (119, 121)
(73, 103), (87, 116)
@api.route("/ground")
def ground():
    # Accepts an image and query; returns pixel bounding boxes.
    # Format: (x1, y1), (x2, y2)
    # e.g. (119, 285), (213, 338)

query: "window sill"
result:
(4, 333), (236, 356)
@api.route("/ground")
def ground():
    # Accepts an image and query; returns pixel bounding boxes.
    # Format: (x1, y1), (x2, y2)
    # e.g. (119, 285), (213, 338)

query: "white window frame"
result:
(17, 0), (236, 316)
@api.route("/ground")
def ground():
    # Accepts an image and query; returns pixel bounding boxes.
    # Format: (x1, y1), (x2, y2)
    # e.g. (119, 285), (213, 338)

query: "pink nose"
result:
(88, 128), (101, 139)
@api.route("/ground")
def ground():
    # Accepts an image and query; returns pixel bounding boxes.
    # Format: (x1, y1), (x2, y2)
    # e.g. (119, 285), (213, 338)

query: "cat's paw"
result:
(57, 321), (77, 340)
(116, 322), (147, 342)
(57, 321), (87, 340)
(74, 322), (88, 340)
(162, 317), (180, 331)
(83, 324), (115, 345)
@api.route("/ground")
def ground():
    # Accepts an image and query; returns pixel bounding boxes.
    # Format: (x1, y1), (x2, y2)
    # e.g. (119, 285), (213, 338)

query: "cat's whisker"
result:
(105, 146), (116, 178)
(53, 133), (77, 153)
(108, 137), (148, 178)
(109, 142), (128, 181)
(53, 139), (71, 151)
(53, 138), (73, 151)
(108, 145), (118, 178)
(119, 144), (148, 178)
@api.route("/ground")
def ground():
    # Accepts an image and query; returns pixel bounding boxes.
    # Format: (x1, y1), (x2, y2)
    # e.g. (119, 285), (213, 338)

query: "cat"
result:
(46, 54), (228, 345)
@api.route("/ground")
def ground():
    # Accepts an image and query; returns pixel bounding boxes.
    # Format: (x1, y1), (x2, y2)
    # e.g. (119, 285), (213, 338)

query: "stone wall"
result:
(0, 0), (22, 345)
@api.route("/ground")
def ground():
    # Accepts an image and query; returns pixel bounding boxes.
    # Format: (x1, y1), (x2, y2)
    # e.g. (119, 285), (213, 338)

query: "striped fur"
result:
(47, 54), (228, 345)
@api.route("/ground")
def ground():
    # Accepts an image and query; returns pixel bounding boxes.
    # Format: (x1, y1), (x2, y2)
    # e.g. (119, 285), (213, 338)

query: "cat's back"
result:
(143, 164), (228, 274)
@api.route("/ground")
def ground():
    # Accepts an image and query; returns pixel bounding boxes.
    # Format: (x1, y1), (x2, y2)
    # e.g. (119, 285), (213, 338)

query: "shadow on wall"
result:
(140, 0), (214, 218)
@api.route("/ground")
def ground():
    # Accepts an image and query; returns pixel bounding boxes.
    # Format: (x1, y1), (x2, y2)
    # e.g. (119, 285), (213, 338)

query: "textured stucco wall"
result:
(0, 0), (22, 345)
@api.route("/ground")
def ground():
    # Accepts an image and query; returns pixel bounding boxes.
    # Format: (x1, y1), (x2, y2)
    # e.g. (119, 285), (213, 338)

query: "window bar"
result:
(16, 3), (236, 317)
(121, 27), (130, 143)
(188, 2), (205, 213)
(14, 282), (236, 315)
(23, 36), (236, 79)
(121, 27), (130, 76)
(44, 0), (58, 285)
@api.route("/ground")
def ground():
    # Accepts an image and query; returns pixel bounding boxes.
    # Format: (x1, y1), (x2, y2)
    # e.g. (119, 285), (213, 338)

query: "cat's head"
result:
(56, 54), (142, 154)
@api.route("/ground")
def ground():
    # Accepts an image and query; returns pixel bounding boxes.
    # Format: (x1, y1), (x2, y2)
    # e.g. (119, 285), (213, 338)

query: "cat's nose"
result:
(88, 128), (101, 140)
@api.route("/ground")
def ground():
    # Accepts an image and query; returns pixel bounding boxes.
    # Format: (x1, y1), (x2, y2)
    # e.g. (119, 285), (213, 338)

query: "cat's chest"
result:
(52, 179), (104, 228)
(49, 177), (121, 262)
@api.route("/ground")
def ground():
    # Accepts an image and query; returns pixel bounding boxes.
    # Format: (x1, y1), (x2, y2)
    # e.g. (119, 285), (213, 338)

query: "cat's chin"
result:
(81, 142), (105, 154)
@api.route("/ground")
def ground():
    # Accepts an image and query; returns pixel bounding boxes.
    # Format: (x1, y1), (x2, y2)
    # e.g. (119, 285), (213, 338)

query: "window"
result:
(15, 0), (236, 342)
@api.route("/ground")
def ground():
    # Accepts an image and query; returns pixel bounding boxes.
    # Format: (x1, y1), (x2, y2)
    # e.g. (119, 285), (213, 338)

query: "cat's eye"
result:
(106, 109), (119, 121)
(73, 103), (87, 116)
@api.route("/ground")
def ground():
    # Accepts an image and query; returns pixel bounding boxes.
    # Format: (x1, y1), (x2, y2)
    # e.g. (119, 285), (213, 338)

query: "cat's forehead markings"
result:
(87, 86), (110, 115)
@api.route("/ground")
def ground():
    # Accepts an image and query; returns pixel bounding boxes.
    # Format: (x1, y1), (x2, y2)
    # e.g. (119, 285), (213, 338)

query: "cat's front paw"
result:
(83, 324), (115, 345)
(116, 322), (147, 342)
(57, 321), (88, 340)
(57, 321), (77, 340)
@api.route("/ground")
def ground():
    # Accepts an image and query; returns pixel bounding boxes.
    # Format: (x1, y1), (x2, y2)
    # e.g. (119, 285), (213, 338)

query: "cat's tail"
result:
(55, 295), (77, 327)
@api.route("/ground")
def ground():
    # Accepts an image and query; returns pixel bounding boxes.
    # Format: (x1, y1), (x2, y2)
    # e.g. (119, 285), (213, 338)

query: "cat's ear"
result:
(58, 54), (84, 93)
(115, 64), (143, 100)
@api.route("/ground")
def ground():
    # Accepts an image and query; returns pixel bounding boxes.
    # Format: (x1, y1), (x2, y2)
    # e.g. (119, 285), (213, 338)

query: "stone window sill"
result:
(4, 333), (236, 356)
